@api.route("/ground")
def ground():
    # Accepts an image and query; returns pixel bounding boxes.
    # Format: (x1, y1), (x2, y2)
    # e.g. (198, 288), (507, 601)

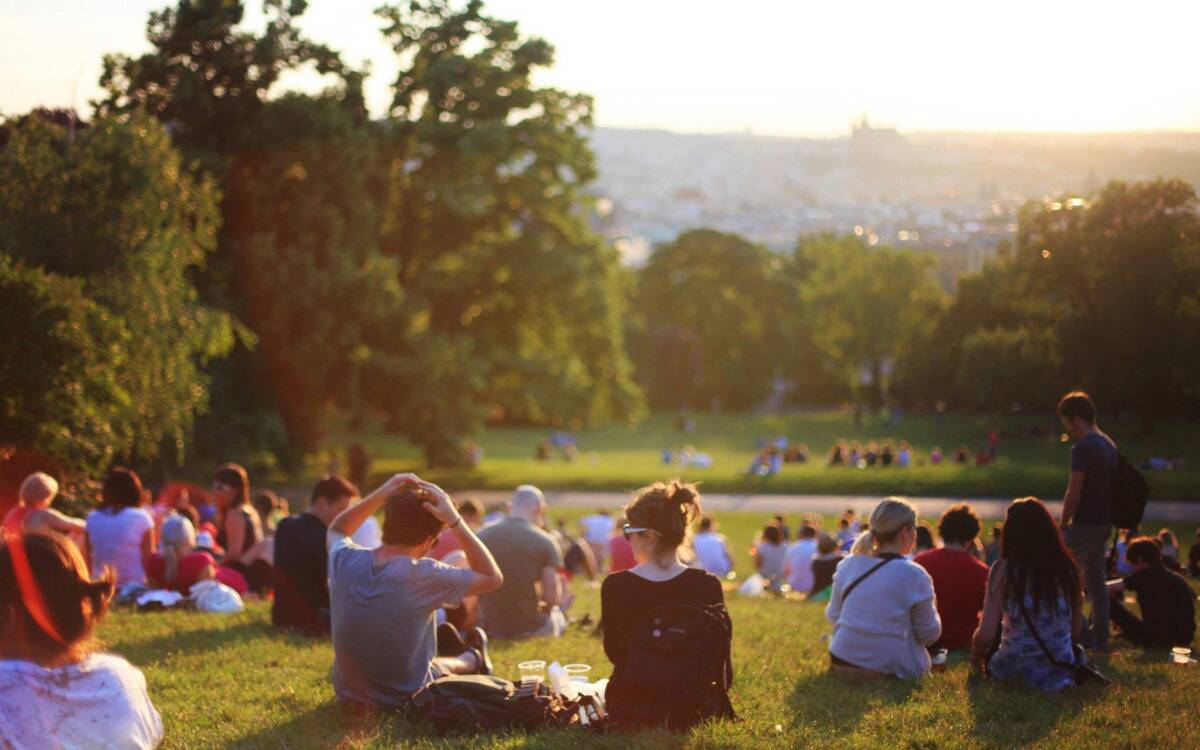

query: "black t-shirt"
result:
(1070, 431), (1117, 526)
(811, 554), (842, 595)
(1124, 565), (1196, 647)
(600, 567), (727, 712)
(272, 513), (331, 634)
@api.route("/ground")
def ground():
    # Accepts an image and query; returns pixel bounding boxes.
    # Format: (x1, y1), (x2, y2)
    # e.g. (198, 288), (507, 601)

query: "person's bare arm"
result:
(540, 566), (561, 607)
(972, 560), (1007, 673)
(223, 512), (244, 562)
(1060, 471), (1085, 527)
(33, 508), (86, 536)
(140, 527), (155, 566)
(327, 473), (417, 547)
(419, 483), (503, 597)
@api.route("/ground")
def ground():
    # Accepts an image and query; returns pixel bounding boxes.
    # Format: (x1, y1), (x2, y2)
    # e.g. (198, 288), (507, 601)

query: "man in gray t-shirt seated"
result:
(477, 485), (569, 639)
(326, 473), (504, 709)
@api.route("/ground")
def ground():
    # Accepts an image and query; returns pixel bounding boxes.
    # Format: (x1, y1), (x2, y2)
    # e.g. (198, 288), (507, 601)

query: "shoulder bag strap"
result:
(1017, 598), (1074, 670)
(841, 557), (894, 602)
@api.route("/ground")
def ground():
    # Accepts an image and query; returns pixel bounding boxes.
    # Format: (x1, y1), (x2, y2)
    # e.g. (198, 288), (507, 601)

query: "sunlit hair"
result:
(213, 463), (250, 508)
(624, 479), (701, 556)
(160, 515), (197, 585)
(18, 472), (58, 507)
(937, 503), (981, 545)
(1000, 497), (1080, 616)
(0, 532), (114, 666)
(850, 497), (917, 556)
(1057, 390), (1096, 424)
(382, 486), (444, 547)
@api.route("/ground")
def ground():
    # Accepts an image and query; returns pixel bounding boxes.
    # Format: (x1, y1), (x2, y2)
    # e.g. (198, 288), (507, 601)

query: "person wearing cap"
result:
(0, 531), (163, 748)
(476, 485), (570, 639)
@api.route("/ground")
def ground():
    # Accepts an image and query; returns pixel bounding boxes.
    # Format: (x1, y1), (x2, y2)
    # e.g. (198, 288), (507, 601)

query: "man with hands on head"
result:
(326, 473), (504, 710)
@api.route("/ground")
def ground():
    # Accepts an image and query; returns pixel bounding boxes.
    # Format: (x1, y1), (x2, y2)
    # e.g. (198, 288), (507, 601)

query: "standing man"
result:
(1057, 391), (1118, 653)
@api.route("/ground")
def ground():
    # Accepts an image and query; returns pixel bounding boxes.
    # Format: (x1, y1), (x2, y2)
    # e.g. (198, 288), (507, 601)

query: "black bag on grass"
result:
(611, 603), (736, 730)
(411, 675), (575, 733)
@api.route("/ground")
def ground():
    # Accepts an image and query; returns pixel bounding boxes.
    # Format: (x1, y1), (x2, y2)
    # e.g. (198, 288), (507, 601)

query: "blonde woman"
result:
(145, 515), (215, 595)
(825, 498), (941, 678)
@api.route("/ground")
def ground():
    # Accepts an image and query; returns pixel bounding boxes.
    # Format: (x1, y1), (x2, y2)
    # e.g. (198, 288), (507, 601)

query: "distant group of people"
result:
(827, 439), (916, 468)
(1, 389), (1197, 748)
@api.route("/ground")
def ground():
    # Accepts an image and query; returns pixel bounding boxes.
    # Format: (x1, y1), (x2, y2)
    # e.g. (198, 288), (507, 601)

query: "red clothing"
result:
(145, 551), (216, 594)
(914, 547), (989, 650)
(430, 528), (463, 560)
(607, 536), (637, 573)
(2, 506), (30, 533)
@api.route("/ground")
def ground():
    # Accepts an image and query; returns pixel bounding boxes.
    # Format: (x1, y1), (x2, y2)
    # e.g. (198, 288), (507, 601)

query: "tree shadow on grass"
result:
(104, 618), (299, 665)
(964, 672), (1105, 748)
(787, 670), (917, 734)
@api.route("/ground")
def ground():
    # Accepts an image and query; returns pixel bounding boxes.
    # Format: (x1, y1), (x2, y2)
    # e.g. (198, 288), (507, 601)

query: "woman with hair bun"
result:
(600, 480), (734, 729)
(825, 497), (942, 679)
(0, 531), (163, 748)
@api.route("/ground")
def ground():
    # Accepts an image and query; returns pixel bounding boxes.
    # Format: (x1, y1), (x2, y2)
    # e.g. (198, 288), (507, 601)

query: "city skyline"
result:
(3, 0), (1200, 136)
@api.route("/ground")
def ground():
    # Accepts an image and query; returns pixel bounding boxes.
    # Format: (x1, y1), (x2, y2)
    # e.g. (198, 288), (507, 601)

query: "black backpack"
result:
(411, 675), (577, 733)
(1111, 452), (1150, 529)
(612, 603), (736, 730)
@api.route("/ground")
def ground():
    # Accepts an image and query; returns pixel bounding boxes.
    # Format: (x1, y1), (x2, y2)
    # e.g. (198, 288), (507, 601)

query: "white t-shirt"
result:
(87, 507), (154, 587)
(352, 515), (382, 549)
(0, 653), (163, 749)
(693, 531), (732, 577)
(579, 514), (614, 545)
(784, 538), (818, 593)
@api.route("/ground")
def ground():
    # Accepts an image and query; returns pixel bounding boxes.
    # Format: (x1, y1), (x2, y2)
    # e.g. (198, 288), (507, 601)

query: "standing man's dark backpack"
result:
(1111, 452), (1150, 530)
(611, 603), (736, 730)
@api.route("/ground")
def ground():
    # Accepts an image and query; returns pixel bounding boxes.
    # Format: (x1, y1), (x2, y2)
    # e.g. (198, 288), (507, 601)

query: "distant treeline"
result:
(2, 1), (1198, 483)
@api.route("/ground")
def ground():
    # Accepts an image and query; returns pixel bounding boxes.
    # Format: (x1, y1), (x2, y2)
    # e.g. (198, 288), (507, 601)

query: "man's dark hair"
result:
(383, 486), (445, 546)
(699, 515), (714, 532)
(311, 475), (358, 506)
(1125, 537), (1163, 567)
(1057, 391), (1096, 424)
(457, 497), (484, 519)
(761, 525), (782, 545)
(800, 525), (818, 539)
(938, 503), (982, 545)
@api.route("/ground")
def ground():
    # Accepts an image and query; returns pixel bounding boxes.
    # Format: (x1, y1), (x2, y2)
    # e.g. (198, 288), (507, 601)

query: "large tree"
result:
(630, 229), (788, 410)
(0, 113), (235, 472)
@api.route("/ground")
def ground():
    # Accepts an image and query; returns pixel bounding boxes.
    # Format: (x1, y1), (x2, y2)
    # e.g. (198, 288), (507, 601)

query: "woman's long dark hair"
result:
(213, 463), (250, 508)
(98, 467), (143, 514)
(1000, 497), (1080, 615)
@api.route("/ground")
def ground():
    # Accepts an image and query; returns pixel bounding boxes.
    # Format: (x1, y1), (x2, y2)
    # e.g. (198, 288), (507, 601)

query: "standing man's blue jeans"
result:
(1064, 524), (1111, 651)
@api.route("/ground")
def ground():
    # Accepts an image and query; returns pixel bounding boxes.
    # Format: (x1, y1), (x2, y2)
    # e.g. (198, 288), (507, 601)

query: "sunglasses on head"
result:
(622, 524), (658, 541)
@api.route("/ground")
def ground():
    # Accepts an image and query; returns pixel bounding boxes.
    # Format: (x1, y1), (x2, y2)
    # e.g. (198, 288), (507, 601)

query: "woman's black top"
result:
(217, 506), (262, 558)
(601, 567), (726, 710)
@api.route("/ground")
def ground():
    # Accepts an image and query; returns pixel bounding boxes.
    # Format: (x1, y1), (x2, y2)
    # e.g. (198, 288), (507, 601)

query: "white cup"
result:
(1171, 647), (1192, 665)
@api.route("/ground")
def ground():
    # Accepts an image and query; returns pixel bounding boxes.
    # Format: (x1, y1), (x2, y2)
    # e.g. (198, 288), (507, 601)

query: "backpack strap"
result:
(840, 557), (894, 602)
(1016, 598), (1074, 670)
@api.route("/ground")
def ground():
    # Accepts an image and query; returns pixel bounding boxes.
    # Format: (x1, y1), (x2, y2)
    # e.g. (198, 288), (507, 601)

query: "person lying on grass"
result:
(326, 473), (503, 710)
(0, 530), (162, 749)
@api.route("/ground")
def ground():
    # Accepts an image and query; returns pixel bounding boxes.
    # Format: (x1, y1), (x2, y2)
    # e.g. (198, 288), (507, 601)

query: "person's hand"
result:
(419, 481), (461, 527)
(380, 473), (420, 495)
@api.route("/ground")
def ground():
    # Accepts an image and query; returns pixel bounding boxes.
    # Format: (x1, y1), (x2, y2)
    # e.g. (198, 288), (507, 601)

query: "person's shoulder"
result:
(912, 548), (940, 566)
(80, 652), (149, 687)
(601, 569), (636, 595)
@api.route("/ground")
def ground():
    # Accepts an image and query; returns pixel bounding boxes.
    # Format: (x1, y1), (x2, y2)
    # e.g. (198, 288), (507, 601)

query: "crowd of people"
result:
(0, 390), (1197, 746)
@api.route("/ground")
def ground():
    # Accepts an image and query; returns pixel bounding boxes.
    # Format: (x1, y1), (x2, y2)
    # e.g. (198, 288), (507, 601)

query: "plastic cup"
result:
(518, 660), (547, 681)
(564, 663), (592, 683)
(931, 649), (948, 673)
(1171, 647), (1192, 665)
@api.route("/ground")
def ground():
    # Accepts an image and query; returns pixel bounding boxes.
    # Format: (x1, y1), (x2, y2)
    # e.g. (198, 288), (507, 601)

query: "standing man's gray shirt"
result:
(328, 537), (474, 707)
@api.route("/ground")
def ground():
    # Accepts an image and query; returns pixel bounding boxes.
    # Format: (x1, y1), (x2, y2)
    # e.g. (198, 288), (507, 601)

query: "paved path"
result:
(463, 490), (1200, 523)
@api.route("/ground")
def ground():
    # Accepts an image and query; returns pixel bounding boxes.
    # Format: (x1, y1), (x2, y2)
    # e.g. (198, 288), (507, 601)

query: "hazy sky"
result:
(3, 0), (1199, 136)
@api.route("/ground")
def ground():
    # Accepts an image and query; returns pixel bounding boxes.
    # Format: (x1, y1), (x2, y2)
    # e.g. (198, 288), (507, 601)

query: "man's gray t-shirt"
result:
(477, 517), (563, 638)
(1071, 431), (1118, 527)
(328, 536), (474, 707)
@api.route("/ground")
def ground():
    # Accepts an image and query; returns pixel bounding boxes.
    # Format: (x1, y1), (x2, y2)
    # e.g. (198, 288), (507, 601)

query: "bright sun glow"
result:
(2, 0), (1198, 136)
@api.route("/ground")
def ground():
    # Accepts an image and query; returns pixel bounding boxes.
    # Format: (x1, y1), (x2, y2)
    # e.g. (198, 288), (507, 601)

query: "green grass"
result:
(308, 411), (1200, 499)
(98, 510), (1200, 749)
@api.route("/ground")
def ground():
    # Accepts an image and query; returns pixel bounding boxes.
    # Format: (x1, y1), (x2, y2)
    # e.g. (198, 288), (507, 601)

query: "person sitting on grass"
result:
(1189, 528), (1200, 579)
(915, 504), (989, 651)
(477, 485), (571, 639)
(600, 480), (734, 729)
(810, 533), (844, 598)
(0, 531), (163, 748)
(327, 473), (502, 710)
(86, 468), (156, 589)
(784, 525), (819, 595)
(1157, 529), (1184, 573)
(971, 497), (1082, 692)
(1107, 537), (1195, 649)
(145, 515), (215, 595)
(272, 476), (357, 636)
(825, 498), (941, 679)
(211, 464), (271, 594)
(2, 473), (86, 548)
(754, 525), (787, 593)
(693, 515), (735, 578)
(913, 525), (935, 556)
